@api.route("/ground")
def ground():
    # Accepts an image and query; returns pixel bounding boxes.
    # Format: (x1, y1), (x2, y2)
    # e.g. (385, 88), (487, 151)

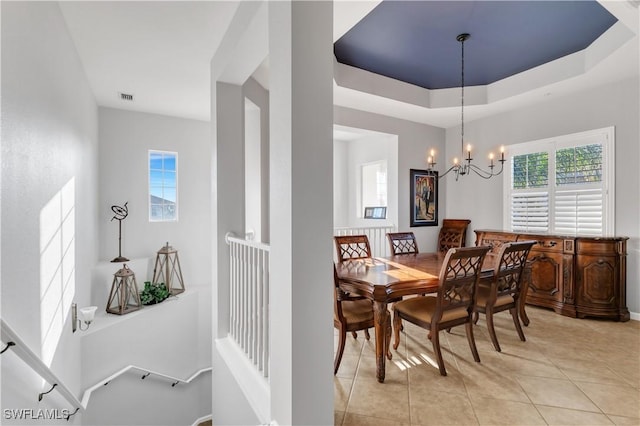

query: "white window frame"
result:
(148, 150), (179, 222)
(503, 127), (615, 236)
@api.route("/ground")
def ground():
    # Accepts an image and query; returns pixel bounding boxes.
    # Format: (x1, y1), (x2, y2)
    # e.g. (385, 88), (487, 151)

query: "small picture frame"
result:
(410, 169), (438, 227)
(364, 206), (387, 219)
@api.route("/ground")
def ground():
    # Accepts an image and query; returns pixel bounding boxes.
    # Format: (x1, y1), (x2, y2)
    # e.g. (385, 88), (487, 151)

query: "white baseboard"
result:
(629, 311), (639, 321)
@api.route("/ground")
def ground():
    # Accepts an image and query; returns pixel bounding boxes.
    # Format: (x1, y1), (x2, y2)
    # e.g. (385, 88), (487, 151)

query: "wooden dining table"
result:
(335, 252), (501, 383)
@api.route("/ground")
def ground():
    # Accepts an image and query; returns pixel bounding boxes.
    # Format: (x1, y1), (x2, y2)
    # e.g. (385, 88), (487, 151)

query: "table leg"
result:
(373, 301), (389, 383)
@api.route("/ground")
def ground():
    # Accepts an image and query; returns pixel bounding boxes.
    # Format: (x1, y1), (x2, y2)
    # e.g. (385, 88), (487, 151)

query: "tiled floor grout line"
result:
(509, 344), (553, 426)
(343, 337), (366, 424)
(539, 337), (618, 419)
(336, 307), (640, 425)
(452, 335), (483, 426)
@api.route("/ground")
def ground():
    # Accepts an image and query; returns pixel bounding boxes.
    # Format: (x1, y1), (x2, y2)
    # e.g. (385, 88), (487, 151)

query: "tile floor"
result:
(334, 306), (640, 425)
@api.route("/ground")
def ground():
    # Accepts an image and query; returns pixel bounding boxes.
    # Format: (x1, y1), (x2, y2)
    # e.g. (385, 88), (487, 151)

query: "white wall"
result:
(211, 79), (251, 422)
(334, 106), (446, 252)
(209, 351), (260, 426)
(97, 108), (211, 287)
(245, 98), (262, 241)
(81, 289), (211, 425)
(333, 139), (349, 227)
(333, 130), (398, 228)
(268, 2), (334, 424)
(347, 132), (398, 228)
(1, 1), (98, 418)
(212, 2), (334, 424)
(1, 5), (215, 423)
(83, 372), (211, 426)
(445, 75), (640, 314)
(243, 77), (270, 243)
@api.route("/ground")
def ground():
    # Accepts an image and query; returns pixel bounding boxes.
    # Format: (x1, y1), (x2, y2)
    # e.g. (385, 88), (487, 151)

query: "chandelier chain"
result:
(460, 34), (465, 158)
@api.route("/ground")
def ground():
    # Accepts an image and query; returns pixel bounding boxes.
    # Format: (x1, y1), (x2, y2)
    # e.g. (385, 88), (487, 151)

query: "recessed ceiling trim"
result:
(334, 20), (632, 111)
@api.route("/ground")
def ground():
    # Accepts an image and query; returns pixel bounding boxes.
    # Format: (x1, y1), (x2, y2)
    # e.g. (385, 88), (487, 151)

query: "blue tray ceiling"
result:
(334, 1), (618, 89)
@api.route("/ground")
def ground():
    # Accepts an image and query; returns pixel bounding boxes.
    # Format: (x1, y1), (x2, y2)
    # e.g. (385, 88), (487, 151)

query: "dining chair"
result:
(334, 235), (372, 262)
(333, 264), (376, 374)
(392, 245), (490, 376)
(437, 219), (471, 253)
(473, 240), (536, 352)
(333, 235), (374, 340)
(387, 232), (419, 255)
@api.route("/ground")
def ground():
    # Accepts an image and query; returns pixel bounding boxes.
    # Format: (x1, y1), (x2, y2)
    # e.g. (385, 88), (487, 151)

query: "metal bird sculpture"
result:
(111, 202), (129, 262)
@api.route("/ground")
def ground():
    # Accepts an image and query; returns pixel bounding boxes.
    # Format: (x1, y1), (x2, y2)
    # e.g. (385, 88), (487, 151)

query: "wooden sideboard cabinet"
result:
(475, 230), (629, 322)
(575, 238), (629, 321)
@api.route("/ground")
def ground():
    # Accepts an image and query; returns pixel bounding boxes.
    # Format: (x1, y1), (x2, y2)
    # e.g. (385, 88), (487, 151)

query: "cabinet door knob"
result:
(598, 259), (604, 264)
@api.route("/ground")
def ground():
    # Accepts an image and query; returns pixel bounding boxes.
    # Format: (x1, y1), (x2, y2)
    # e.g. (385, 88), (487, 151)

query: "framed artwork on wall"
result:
(410, 169), (438, 227)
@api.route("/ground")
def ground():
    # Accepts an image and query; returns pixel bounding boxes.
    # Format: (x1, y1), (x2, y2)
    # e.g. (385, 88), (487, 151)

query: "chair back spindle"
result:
(437, 219), (471, 253)
(387, 232), (419, 255)
(435, 246), (489, 322)
(334, 235), (372, 263)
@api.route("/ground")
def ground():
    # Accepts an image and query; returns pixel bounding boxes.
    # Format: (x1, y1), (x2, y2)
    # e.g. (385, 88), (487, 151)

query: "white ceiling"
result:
(59, 1), (240, 121)
(59, 1), (639, 128)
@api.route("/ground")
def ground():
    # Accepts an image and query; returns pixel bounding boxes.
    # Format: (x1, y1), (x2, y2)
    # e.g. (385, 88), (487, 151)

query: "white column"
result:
(212, 82), (245, 337)
(269, 1), (334, 425)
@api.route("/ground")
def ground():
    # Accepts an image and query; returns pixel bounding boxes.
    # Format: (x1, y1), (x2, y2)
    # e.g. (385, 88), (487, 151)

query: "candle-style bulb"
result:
(453, 157), (459, 165)
(467, 144), (472, 152)
(430, 149), (435, 157)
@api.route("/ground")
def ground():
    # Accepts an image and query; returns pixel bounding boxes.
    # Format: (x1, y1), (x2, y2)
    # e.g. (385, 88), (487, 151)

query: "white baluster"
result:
(226, 235), (271, 379)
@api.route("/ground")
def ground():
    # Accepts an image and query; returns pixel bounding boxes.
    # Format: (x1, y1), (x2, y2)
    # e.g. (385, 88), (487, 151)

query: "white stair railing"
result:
(2, 318), (212, 423)
(81, 365), (211, 408)
(334, 225), (396, 257)
(1, 318), (83, 421)
(225, 232), (270, 379)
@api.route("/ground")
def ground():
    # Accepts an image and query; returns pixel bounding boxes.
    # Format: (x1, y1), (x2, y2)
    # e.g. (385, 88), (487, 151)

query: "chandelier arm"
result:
(468, 165), (496, 179)
(492, 162), (506, 176)
(437, 165), (460, 179)
(467, 161), (506, 179)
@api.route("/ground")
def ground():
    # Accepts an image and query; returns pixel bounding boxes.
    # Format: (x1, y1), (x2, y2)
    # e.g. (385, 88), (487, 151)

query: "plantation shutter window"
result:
(504, 127), (614, 236)
(511, 192), (549, 232)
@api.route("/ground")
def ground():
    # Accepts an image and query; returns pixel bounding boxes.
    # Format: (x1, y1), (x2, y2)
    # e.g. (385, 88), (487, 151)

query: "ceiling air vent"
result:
(118, 92), (134, 102)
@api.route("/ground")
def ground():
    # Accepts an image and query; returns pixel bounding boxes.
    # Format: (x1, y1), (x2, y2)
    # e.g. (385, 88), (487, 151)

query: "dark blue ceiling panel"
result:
(334, 1), (617, 89)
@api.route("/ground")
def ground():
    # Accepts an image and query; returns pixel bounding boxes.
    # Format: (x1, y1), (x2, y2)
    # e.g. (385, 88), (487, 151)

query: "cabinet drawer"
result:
(576, 239), (626, 256)
(522, 235), (566, 253)
(518, 235), (563, 253)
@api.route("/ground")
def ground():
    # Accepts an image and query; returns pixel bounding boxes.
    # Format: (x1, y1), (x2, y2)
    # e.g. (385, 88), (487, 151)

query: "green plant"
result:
(140, 281), (170, 305)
